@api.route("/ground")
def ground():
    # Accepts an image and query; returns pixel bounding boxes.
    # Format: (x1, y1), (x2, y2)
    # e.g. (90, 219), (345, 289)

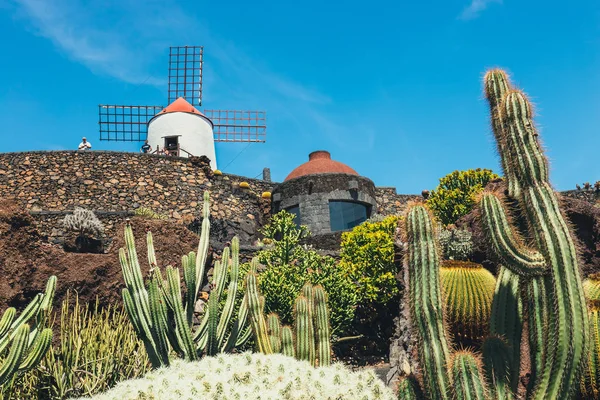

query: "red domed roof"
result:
(157, 97), (204, 116)
(284, 151), (358, 181)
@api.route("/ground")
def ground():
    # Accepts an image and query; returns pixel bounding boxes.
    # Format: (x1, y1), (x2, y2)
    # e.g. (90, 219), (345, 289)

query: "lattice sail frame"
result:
(168, 46), (203, 106)
(98, 105), (163, 142)
(204, 110), (266, 142)
(97, 45), (266, 144)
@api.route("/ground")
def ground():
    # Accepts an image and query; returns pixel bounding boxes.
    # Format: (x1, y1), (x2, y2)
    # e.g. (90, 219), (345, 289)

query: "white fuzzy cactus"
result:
(62, 207), (104, 237)
(73, 352), (394, 400)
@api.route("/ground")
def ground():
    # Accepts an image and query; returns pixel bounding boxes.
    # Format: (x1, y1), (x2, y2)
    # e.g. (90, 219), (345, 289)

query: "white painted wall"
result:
(147, 112), (217, 169)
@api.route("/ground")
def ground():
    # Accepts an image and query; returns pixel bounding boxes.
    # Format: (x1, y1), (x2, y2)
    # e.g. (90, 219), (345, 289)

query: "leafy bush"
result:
(77, 352), (395, 400)
(338, 215), (400, 304)
(426, 168), (499, 225)
(1, 293), (149, 399)
(255, 211), (358, 337)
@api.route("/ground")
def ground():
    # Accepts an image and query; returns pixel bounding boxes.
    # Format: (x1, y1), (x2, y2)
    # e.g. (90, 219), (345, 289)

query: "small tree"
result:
(426, 168), (499, 225)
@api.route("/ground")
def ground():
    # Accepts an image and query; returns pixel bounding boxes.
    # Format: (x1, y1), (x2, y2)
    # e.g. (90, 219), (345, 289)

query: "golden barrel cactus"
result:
(440, 260), (496, 344)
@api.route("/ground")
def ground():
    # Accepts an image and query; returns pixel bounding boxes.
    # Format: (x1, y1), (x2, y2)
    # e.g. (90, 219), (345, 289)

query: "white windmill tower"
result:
(147, 97), (217, 168)
(98, 46), (266, 170)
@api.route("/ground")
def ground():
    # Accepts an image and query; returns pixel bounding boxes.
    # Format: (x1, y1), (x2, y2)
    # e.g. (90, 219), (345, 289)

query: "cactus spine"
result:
(246, 271), (331, 367)
(581, 274), (600, 398)
(0, 275), (56, 386)
(440, 260), (496, 344)
(480, 70), (588, 399)
(450, 351), (489, 400)
(120, 191), (251, 368)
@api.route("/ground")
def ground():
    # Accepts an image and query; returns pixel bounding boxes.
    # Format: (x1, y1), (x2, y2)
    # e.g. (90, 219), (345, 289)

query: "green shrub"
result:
(133, 207), (168, 220)
(338, 215), (400, 304)
(1, 292), (149, 400)
(77, 352), (395, 400)
(255, 211), (358, 337)
(426, 168), (499, 225)
(438, 228), (473, 261)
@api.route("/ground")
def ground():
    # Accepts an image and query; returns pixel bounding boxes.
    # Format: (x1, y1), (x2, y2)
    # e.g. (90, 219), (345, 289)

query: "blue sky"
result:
(0, 0), (599, 194)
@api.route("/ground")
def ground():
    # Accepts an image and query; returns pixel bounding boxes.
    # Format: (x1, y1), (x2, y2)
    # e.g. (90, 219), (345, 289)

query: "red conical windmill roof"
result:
(157, 97), (204, 116)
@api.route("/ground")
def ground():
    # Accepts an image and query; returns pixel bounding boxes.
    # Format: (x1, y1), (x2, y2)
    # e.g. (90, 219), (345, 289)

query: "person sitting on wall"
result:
(140, 140), (151, 153)
(78, 137), (92, 151)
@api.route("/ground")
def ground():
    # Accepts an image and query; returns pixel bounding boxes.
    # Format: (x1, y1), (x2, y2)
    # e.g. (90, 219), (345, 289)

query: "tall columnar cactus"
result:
(439, 260), (496, 344)
(450, 351), (489, 400)
(486, 267), (523, 397)
(0, 275), (56, 386)
(246, 272), (332, 367)
(405, 205), (451, 400)
(120, 191), (251, 368)
(402, 69), (589, 400)
(480, 71), (588, 400)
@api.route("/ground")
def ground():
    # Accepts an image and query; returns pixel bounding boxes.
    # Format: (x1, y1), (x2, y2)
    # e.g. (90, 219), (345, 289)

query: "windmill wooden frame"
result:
(98, 46), (266, 143)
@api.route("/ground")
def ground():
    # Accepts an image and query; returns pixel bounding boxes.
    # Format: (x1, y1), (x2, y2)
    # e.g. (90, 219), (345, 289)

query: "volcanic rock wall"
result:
(0, 151), (415, 248)
(0, 151), (273, 245)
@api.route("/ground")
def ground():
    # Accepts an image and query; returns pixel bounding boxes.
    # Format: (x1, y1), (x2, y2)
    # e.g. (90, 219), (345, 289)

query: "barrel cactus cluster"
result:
(399, 69), (589, 400)
(0, 276), (56, 386)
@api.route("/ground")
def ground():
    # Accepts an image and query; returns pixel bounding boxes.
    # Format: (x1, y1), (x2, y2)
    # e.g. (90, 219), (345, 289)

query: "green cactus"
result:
(295, 296), (315, 364)
(403, 69), (589, 400)
(450, 351), (489, 400)
(280, 325), (295, 358)
(580, 274), (600, 399)
(120, 191), (251, 368)
(584, 274), (600, 300)
(0, 275), (56, 387)
(439, 260), (496, 344)
(267, 313), (282, 353)
(405, 205), (451, 400)
(487, 267), (523, 396)
(313, 285), (332, 367)
(246, 271), (332, 367)
(396, 376), (423, 400)
(480, 71), (588, 399)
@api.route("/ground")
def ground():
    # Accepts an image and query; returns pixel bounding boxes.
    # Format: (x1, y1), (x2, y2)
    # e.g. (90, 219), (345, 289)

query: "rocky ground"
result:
(0, 199), (201, 311)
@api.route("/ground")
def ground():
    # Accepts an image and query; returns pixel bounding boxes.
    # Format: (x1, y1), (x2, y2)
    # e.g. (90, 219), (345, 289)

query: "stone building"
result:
(272, 150), (378, 235)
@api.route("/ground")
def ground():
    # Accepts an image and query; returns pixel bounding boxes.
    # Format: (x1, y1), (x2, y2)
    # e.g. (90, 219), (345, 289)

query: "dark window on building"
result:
(286, 205), (301, 226)
(329, 201), (370, 231)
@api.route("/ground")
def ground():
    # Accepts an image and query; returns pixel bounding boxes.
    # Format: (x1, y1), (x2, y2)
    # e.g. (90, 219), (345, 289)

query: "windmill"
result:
(98, 46), (266, 170)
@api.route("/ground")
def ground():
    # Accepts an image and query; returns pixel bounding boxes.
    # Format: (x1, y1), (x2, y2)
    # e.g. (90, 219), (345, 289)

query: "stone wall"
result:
(374, 187), (420, 217)
(0, 150), (414, 249)
(0, 151), (274, 246)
